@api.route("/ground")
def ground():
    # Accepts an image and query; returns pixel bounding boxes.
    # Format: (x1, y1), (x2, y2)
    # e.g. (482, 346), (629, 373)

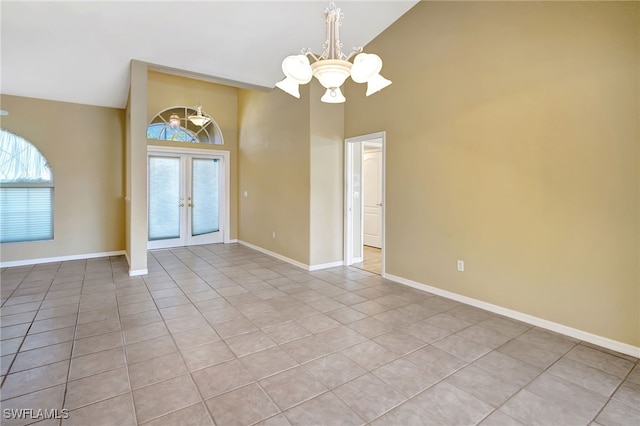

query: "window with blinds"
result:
(0, 129), (54, 243)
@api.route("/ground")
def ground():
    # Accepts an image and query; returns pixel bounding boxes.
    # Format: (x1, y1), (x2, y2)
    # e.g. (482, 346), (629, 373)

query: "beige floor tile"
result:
(75, 318), (121, 339)
(128, 352), (188, 389)
(72, 330), (123, 358)
(123, 322), (168, 345)
(1, 323), (30, 341)
(240, 346), (299, 380)
(180, 340), (235, 372)
(64, 367), (131, 410)
(284, 392), (364, 426)
(1, 361), (69, 400)
(133, 375), (201, 424)
(0, 385), (66, 426)
(225, 330), (276, 357)
(262, 321), (312, 345)
(125, 335), (177, 364)
(34, 304), (79, 321)
(192, 359), (254, 399)
(21, 327), (75, 352)
(1, 337), (24, 356)
(304, 353), (367, 389)
(260, 366), (327, 410)
(140, 402), (214, 426)
(164, 314), (209, 334)
(63, 393), (136, 426)
(171, 326), (220, 350)
(206, 383), (279, 426)
(68, 346), (126, 381)
(11, 341), (72, 373)
(334, 374), (406, 422)
(120, 310), (163, 329)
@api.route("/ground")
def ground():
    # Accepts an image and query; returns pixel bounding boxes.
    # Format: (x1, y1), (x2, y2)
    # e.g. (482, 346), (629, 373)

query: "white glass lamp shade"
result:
(351, 53), (392, 96)
(365, 73), (392, 96)
(320, 87), (346, 103)
(188, 115), (211, 127)
(350, 53), (382, 83)
(276, 77), (302, 98)
(277, 55), (313, 98)
(311, 59), (352, 90)
(188, 107), (211, 127)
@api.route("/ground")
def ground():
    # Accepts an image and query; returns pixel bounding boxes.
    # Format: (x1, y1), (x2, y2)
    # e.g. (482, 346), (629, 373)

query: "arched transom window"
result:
(147, 106), (224, 145)
(0, 129), (54, 243)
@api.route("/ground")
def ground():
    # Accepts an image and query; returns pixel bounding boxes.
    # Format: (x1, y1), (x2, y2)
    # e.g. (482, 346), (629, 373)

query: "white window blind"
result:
(0, 129), (54, 243)
(191, 158), (219, 236)
(0, 188), (53, 243)
(148, 156), (181, 241)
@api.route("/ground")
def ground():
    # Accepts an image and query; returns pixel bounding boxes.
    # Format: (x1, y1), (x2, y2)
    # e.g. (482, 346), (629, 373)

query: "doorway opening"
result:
(147, 146), (230, 249)
(344, 132), (385, 276)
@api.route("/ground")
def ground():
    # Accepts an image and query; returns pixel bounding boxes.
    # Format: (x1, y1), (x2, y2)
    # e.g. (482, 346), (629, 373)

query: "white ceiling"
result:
(1, 0), (418, 109)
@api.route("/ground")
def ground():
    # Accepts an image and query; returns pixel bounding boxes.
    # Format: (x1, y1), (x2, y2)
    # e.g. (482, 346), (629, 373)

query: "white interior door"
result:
(363, 149), (382, 248)
(148, 152), (224, 249)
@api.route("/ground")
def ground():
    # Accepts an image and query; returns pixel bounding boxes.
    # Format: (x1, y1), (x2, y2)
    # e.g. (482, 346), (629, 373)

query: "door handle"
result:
(188, 203), (194, 207)
(179, 203), (184, 207)
(377, 203), (383, 206)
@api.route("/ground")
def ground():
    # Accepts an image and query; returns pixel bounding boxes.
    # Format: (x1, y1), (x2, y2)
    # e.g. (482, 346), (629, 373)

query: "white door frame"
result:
(147, 145), (231, 247)
(344, 132), (386, 276)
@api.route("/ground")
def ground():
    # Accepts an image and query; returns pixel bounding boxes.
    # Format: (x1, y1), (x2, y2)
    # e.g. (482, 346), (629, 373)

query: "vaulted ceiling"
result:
(1, 1), (418, 109)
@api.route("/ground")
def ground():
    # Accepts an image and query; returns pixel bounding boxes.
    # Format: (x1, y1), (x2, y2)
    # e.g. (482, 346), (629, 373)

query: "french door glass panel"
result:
(148, 153), (223, 249)
(148, 156), (181, 241)
(192, 158), (219, 236)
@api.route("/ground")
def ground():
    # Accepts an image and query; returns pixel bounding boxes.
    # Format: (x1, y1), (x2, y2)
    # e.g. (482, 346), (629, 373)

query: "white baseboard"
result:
(385, 273), (640, 359)
(352, 257), (363, 264)
(309, 260), (344, 271)
(227, 239), (239, 243)
(0, 251), (126, 268)
(237, 240), (344, 272)
(238, 240), (308, 270)
(128, 268), (148, 277)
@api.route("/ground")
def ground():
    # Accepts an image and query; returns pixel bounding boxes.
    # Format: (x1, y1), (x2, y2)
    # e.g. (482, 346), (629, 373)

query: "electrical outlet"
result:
(243, 191), (248, 197)
(272, 231), (276, 239)
(457, 260), (464, 272)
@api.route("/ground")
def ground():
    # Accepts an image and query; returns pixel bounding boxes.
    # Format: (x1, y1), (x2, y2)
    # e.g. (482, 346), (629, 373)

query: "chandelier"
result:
(188, 106), (211, 127)
(276, 1), (391, 104)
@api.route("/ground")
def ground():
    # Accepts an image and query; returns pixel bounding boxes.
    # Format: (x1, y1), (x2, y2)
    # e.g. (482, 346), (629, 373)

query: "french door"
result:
(147, 150), (225, 249)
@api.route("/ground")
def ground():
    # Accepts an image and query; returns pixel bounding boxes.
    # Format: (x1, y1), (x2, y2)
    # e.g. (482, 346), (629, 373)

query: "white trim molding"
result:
(385, 273), (640, 359)
(309, 261), (344, 271)
(0, 250), (126, 268)
(128, 268), (149, 277)
(238, 240), (343, 272)
(238, 241), (308, 270)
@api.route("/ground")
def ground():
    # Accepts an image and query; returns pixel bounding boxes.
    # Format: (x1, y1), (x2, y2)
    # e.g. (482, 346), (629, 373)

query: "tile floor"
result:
(1, 243), (638, 426)
(353, 246), (381, 276)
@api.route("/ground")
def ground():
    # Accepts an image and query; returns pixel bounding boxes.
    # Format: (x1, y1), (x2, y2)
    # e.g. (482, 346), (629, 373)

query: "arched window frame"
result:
(0, 129), (54, 243)
(147, 106), (224, 145)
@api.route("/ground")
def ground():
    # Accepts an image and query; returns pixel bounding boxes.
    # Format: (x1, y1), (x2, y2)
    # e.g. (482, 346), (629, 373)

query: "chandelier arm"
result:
(345, 47), (363, 62)
(302, 50), (323, 63)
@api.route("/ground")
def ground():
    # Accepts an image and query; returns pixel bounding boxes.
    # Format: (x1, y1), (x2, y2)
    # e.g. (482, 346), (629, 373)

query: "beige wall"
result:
(147, 71), (239, 240)
(309, 82), (344, 266)
(345, 1), (639, 346)
(0, 95), (125, 262)
(237, 86), (311, 264)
